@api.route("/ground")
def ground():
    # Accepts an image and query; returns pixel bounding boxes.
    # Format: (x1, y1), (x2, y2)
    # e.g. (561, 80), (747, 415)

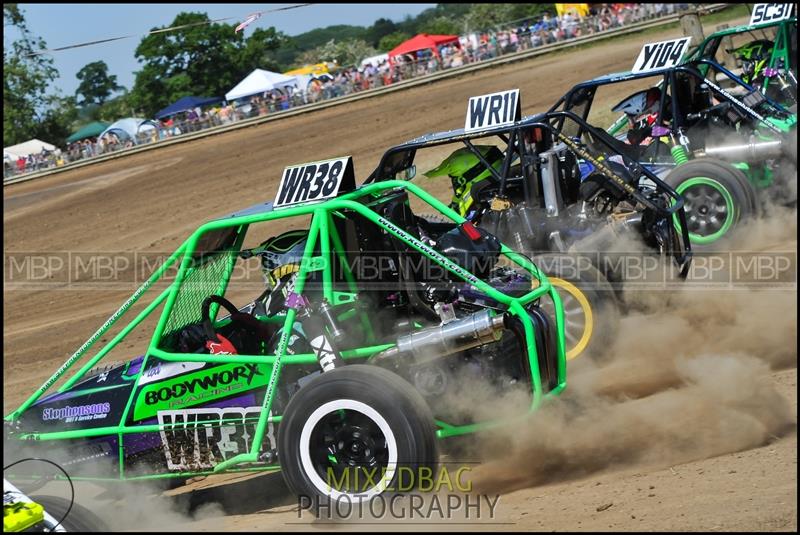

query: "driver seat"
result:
(673, 70), (711, 127)
(337, 188), (446, 320)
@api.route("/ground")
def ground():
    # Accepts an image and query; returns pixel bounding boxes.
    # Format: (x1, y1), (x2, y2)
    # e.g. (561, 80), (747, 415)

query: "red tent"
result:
(388, 33), (460, 63)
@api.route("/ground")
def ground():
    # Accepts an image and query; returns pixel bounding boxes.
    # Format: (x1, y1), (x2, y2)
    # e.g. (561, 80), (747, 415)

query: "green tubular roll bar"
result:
(5, 180), (566, 480)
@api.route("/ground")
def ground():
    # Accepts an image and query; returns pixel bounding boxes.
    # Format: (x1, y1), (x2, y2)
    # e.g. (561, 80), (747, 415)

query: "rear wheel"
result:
(278, 365), (437, 508)
(532, 254), (619, 362)
(665, 158), (757, 248)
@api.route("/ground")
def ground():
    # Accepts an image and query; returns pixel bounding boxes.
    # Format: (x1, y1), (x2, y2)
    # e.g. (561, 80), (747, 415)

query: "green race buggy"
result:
(561, 42), (796, 248)
(4, 159), (567, 506)
(685, 5), (796, 106)
(384, 88), (693, 361)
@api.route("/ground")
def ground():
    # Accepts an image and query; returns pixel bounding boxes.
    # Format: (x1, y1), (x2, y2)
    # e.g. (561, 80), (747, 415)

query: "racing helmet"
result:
(732, 39), (774, 84)
(250, 230), (307, 290)
(424, 145), (505, 192)
(612, 86), (662, 130)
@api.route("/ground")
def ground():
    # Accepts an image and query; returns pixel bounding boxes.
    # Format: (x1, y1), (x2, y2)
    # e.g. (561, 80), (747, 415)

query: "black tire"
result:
(532, 253), (620, 362)
(664, 158), (757, 249)
(33, 495), (110, 531)
(278, 365), (437, 508)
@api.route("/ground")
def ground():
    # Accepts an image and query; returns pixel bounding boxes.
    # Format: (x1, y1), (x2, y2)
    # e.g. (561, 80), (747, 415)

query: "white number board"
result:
(749, 3), (794, 25)
(632, 37), (691, 73)
(465, 89), (521, 133)
(274, 156), (355, 208)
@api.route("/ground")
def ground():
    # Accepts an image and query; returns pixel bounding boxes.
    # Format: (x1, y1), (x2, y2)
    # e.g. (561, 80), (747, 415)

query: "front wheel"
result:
(664, 158), (757, 248)
(278, 365), (437, 507)
(33, 496), (110, 531)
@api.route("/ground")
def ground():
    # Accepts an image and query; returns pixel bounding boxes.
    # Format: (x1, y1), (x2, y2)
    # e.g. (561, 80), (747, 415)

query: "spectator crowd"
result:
(4, 3), (693, 180)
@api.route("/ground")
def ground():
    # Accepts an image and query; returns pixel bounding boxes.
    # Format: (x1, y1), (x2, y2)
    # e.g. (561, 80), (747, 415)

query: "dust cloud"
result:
(1, 449), (229, 531)
(466, 199), (797, 495)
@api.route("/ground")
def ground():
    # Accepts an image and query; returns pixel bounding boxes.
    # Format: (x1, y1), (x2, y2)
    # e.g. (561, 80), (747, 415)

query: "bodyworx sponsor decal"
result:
(133, 363), (271, 420)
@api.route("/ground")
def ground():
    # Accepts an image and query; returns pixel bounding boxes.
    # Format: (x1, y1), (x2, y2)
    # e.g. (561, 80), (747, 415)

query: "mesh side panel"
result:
(159, 252), (235, 347)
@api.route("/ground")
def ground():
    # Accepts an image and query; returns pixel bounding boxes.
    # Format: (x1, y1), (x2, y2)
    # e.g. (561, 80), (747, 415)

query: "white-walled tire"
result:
(278, 365), (437, 510)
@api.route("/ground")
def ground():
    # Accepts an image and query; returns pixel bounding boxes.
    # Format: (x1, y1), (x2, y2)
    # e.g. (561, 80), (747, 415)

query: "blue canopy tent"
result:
(154, 96), (223, 120)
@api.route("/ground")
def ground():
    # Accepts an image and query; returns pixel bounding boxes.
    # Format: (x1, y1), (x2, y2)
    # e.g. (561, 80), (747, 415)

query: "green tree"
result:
(364, 17), (398, 47)
(98, 92), (134, 122)
(3, 4), (61, 145)
(463, 4), (552, 32)
(291, 24), (366, 52)
(378, 32), (411, 53)
(129, 12), (285, 115)
(297, 38), (377, 68)
(75, 60), (123, 106)
(38, 95), (79, 145)
(418, 16), (461, 36)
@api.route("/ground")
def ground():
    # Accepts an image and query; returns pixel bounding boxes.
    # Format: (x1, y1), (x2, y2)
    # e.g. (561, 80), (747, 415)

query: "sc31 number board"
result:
(749, 3), (794, 26)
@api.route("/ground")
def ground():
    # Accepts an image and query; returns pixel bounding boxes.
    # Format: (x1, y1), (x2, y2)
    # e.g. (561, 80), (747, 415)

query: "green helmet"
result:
(424, 145), (504, 188)
(424, 145), (505, 215)
(732, 39), (774, 84)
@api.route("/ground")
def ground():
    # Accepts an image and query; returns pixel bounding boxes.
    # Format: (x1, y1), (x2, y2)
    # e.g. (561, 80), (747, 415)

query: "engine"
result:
(372, 307), (538, 424)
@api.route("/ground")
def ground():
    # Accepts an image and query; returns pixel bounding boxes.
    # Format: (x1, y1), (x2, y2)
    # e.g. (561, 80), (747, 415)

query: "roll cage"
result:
(685, 15), (797, 91)
(567, 58), (796, 141)
(366, 110), (693, 276)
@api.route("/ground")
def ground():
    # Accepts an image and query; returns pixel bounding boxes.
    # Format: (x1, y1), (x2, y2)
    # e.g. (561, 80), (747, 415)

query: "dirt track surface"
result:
(4, 15), (796, 532)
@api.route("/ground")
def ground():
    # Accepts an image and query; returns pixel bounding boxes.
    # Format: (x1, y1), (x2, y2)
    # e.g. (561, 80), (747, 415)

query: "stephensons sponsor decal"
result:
(42, 402), (111, 422)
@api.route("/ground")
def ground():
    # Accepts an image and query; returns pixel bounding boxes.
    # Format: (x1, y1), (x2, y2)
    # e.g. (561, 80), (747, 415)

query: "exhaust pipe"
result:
(373, 310), (506, 364)
(702, 137), (783, 162)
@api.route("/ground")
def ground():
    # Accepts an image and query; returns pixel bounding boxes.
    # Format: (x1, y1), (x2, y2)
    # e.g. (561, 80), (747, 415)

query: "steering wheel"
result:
(201, 295), (274, 353)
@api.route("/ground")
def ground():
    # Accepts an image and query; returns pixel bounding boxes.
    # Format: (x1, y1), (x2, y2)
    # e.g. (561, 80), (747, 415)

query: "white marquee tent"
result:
(98, 118), (158, 145)
(361, 53), (389, 68)
(4, 139), (56, 160)
(225, 69), (298, 101)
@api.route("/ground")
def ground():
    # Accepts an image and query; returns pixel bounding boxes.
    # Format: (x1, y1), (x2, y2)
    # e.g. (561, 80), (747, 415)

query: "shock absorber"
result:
(670, 129), (690, 165)
(297, 299), (346, 372)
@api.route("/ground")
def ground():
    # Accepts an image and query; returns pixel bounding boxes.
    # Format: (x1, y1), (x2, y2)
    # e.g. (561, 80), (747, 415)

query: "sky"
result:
(10, 3), (437, 97)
